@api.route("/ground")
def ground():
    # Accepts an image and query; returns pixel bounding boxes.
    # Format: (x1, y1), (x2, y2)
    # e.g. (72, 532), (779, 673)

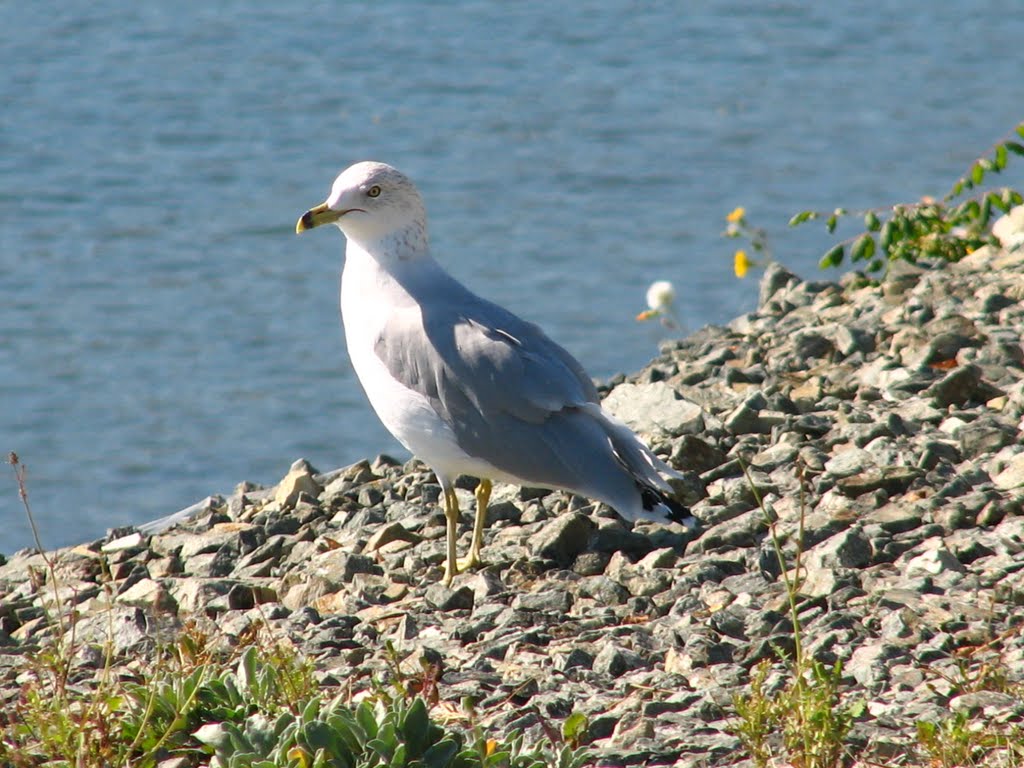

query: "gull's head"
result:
(296, 161), (428, 252)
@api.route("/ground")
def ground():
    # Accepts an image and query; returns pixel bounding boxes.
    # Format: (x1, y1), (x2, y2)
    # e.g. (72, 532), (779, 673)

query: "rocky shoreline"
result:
(2, 209), (1023, 766)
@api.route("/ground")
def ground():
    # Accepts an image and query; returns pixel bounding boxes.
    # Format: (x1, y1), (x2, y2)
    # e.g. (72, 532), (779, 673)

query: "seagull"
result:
(296, 162), (696, 584)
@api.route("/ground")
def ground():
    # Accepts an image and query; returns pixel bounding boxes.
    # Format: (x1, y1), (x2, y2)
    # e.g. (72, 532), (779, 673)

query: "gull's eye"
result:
(367, 185), (381, 198)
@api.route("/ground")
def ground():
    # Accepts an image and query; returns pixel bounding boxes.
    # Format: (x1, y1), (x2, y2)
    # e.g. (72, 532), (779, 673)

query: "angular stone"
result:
(824, 448), (875, 478)
(846, 642), (902, 689)
(527, 512), (596, 565)
(101, 531), (145, 554)
(949, 691), (1021, 719)
(992, 453), (1024, 490)
(309, 549), (383, 585)
(864, 502), (922, 534)
(177, 522), (260, 561)
(806, 527), (873, 570)
(424, 584), (474, 611)
(115, 578), (177, 613)
(671, 435), (727, 474)
(170, 578), (237, 615)
(602, 383), (705, 437)
(511, 590), (572, 613)
(593, 644), (646, 677)
(724, 391), (770, 434)
(836, 466), (920, 497)
(905, 548), (966, 576)
(274, 459), (324, 509)
(362, 522), (422, 553)
(926, 364), (1001, 407)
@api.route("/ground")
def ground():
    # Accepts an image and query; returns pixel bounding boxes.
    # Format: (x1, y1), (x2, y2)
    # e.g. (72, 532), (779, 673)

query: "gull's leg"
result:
(458, 478), (491, 572)
(442, 486), (461, 586)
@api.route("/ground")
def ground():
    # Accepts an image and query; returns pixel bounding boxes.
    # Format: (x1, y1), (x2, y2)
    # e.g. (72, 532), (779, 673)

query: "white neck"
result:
(341, 222), (430, 268)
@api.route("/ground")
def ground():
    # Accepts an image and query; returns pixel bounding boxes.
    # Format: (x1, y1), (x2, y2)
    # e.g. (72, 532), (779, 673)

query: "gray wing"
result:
(374, 291), (618, 487)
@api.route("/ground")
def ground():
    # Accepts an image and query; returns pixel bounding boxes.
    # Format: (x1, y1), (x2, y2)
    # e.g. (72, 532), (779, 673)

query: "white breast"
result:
(339, 244), (508, 485)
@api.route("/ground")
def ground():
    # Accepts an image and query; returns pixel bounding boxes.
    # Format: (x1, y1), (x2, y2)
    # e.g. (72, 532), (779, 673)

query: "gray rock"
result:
(825, 448), (875, 478)
(593, 644), (646, 677)
(424, 583), (474, 611)
(527, 512), (596, 564)
(724, 391), (770, 434)
(949, 691), (1022, 720)
(864, 503), (922, 534)
(806, 527), (873, 570)
(847, 643), (904, 689)
(904, 548), (966, 577)
(274, 459), (324, 509)
(512, 590), (573, 613)
(992, 452), (1024, 490)
(602, 382), (705, 437)
(926, 364), (1001, 407)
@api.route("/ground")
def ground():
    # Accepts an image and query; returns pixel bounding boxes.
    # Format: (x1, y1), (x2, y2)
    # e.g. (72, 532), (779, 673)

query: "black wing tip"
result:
(639, 485), (699, 528)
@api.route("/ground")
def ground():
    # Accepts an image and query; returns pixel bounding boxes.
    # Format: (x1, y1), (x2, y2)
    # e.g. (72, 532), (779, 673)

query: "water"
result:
(2, 1), (1022, 554)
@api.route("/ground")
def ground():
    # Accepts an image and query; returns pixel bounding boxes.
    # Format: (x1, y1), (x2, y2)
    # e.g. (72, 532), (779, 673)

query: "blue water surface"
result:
(2, 1), (1022, 552)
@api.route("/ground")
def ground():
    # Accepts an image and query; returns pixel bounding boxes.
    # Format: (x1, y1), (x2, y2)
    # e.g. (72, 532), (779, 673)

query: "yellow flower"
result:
(726, 206), (746, 224)
(734, 249), (750, 278)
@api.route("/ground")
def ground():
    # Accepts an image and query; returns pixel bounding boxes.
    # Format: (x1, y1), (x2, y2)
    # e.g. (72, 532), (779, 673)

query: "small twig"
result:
(8, 453), (67, 640)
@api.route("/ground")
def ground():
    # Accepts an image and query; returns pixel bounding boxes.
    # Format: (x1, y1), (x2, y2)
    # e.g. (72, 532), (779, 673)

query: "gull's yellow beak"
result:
(295, 202), (341, 234)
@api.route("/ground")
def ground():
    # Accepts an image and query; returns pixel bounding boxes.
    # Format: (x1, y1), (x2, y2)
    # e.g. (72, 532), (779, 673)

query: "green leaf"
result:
(1006, 189), (1024, 207)
(356, 701), (379, 740)
(301, 697), (321, 724)
(879, 220), (895, 250)
(304, 722), (340, 753)
(948, 180), (964, 199)
(238, 646), (259, 693)
(851, 234), (875, 261)
(995, 143), (1008, 170)
(971, 162), (985, 185)
(788, 210), (816, 226)
(980, 195), (993, 227)
(367, 737), (394, 761)
(1016, 123), (1024, 140)
(423, 740), (460, 768)
(988, 190), (1010, 213)
(826, 214), (838, 233)
(819, 244), (844, 268)
(1005, 141), (1024, 156)
(563, 712), (589, 745)
(867, 258), (884, 273)
(864, 211), (880, 231)
(401, 698), (430, 757)
(957, 199), (981, 221)
(194, 722), (234, 750)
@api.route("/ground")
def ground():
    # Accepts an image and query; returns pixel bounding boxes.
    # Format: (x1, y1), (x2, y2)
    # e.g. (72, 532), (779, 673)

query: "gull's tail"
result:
(638, 483), (699, 531)
(586, 404), (701, 531)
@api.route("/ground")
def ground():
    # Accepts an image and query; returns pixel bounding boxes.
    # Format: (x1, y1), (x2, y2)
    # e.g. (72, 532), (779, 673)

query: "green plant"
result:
(1, 454), (128, 766)
(791, 121), (1024, 273)
(915, 623), (1024, 768)
(917, 714), (1024, 768)
(193, 694), (590, 768)
(730, 460), (864, 768)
